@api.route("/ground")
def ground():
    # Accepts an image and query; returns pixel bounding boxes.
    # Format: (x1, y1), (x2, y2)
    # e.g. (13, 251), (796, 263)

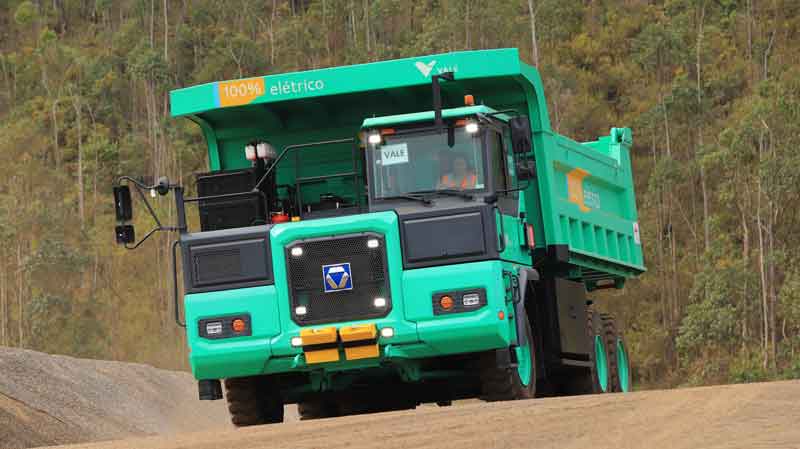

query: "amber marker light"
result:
(440, 295), (454, 310)
(498, 311), (505, 320)
(232, 319), (247, 333)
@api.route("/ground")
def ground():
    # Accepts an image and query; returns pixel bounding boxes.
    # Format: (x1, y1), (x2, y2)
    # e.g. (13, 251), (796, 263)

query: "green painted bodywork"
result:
(174, 48), (645, 385)
(185, 211), (516, 381)
(617, 338), (632, 392)
(595, 335), (610, 392)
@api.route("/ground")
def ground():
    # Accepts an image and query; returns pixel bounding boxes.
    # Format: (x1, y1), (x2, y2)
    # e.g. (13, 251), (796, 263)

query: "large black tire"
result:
(599, 313), (631, 393)
(224, 376), (284, 427)
(298, 400), (339, 420)
(479, 312), (536, 401)
(563, 309), (609, 395)
(300, 392), (415, 420)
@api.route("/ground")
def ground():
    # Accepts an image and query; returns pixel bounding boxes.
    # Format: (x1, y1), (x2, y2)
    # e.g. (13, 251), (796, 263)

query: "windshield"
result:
(369, 127), (486, 199)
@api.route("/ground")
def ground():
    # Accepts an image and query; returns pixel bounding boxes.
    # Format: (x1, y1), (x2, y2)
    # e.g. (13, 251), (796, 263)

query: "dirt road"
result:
(49, 380), (800, 449)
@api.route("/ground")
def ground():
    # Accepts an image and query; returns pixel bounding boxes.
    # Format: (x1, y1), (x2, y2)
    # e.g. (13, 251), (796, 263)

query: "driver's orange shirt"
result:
(440, 173), (477, 190)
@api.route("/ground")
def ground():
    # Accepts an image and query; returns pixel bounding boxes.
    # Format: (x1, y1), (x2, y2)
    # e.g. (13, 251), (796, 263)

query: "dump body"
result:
(163, 48), (644, 410)
(171, 48), (644, 285)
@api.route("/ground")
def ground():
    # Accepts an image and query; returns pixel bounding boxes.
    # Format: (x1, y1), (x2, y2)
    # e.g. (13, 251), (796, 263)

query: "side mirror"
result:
(115, 224), (136, 244)
(510, 116), (532, 154)
(113, 186), (133, 221)
(516, 158), (536, 181)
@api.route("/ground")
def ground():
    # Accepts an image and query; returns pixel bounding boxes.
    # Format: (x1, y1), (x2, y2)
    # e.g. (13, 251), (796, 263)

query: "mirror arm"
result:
(130, 182), (164, 229)
(115, 176), (187, 248)
(123, 225), (182, 250)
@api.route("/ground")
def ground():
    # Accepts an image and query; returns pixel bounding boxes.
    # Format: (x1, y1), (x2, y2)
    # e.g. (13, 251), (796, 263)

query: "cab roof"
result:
(361, 105), (499, 129)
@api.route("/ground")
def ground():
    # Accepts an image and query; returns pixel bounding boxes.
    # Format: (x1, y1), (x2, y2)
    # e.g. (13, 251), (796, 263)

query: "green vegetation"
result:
(0, 0), (798, 386)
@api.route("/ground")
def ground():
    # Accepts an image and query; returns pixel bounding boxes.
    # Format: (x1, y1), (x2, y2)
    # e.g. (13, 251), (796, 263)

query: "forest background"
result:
(0, 0), (799, 387)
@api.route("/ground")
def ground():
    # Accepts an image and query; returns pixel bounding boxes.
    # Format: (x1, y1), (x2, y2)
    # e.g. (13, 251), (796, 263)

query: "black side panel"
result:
(532, 276), (590, 374)
(181, 225), (273, 294)
(399, 205), (498, 269)
(554, 278), (589, 357)
(196, 168), (266, 231)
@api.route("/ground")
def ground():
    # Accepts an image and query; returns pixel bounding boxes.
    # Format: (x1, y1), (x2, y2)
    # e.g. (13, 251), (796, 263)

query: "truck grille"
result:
(285, 233), (391, 325)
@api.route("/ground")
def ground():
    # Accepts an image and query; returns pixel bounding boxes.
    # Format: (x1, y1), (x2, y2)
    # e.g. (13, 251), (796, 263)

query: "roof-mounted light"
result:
(256, 142), (276, 159)
(245, 144), (257, 161)
(368, 133), (382, 145)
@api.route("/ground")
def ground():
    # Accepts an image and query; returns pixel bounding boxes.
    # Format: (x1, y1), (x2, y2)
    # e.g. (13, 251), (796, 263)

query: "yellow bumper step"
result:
(299, 324), (381, 364)
(300, 327), (340, 364)
(344, 344), (380, 360)
(340, 324), (379, 361)
(339, 324), (377, 342)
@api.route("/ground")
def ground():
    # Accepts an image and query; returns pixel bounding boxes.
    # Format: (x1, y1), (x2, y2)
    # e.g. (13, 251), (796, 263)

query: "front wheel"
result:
(480, 312), (536, 401)
(224, 376), (284, 426)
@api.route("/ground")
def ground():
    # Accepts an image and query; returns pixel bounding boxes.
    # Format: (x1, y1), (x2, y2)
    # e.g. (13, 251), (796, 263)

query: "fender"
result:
(514, 267), (539, 347)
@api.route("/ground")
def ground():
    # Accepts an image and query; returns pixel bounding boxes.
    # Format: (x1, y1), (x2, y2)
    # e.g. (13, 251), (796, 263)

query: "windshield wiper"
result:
(410, 189), (475, 201)
(380, 194), (433, 205)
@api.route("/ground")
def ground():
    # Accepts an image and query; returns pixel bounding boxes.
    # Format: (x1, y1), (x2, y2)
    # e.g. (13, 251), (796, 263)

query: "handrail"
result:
(253, 137), (355, 192)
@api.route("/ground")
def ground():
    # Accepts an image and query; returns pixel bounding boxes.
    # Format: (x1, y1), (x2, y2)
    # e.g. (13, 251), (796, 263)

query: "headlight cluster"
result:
(432, 288), (487, 315)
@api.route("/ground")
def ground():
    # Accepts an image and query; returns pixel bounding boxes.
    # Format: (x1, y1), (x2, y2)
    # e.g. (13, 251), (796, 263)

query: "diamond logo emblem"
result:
(322, 263), (353, 293)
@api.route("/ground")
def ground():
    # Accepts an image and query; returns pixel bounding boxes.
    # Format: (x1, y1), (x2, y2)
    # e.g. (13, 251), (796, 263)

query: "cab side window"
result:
(490, 132), (508, 192)
(489, 131), (518, 215)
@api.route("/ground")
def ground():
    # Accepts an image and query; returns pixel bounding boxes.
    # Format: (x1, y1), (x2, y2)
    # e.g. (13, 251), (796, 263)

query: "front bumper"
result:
(185, 259), (513, 380)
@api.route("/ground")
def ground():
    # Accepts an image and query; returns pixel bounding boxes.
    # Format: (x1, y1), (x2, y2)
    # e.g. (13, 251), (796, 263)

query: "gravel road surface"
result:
(0, 347), (229, 449)
(45, 380), (800, 449)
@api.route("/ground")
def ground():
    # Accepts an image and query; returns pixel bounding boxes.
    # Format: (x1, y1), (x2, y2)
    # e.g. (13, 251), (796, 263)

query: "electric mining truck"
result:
(113, 48), (644, 424)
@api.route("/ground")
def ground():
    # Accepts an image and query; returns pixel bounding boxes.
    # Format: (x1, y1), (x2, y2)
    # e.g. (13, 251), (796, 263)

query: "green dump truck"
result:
(113, 48), (644, 425)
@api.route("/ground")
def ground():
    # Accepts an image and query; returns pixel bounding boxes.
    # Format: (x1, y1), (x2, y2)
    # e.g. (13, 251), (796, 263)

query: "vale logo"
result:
(415, 60), (437, 78)
(414, 60), (459, 78)
(322, 263), (353, 293)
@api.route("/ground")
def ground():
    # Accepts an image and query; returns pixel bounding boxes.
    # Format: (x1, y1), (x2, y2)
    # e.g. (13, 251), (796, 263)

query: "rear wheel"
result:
(600, 313), (632, 392)
(224, 376), (284, 427)
(480, 312), (536, 401)
(565, 309), (610, 394)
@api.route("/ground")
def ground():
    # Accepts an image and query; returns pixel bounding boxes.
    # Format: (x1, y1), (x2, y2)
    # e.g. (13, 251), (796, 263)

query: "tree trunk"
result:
(51, 96), (61, 170)
(150, 0), (155, 48)
(527, 0), (539, 67)
(17, 243), (23, 348)
(270, 0), (277, 65)
(363, 0), (370, 55)
(740, 196), (750, 342)
(72, 95), (85, 230)
(696, 2), (709, 253)
(756, 128), (768, 369)
(163, 0), (168, 62)
(1, 251), (6, 347)
(464, 0), (470, 49)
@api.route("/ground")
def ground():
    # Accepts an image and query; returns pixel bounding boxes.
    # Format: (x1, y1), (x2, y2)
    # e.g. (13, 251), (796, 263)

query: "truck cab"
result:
(113, 49), (643, 424)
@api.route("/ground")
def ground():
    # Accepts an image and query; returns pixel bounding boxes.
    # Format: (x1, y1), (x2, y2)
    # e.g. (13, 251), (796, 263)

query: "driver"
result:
(439, 155), (477, 190)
